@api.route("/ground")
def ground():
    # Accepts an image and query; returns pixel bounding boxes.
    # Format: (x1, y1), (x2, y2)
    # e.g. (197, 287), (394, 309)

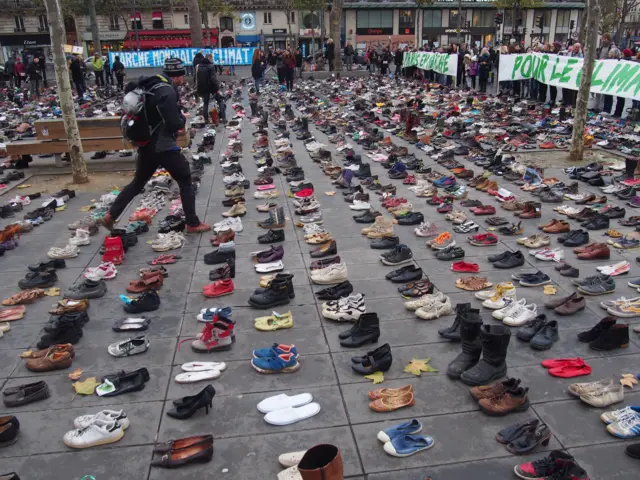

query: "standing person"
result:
(394, 47), (403, 76)
(104, 54), (113, 85)
(37, 51), (47, 86)
(13, 57), (24, 88)
(284, 50), (296, 91)
(112, 55), (126, 91)
(380, 48), (392, 75)
(4, 56), (15, 87)
(251, 49), (263, 94)
(369, 48), (378, 74)
(603, 47), (621, 114)
(26, 57), (42, 99)
(100, 58), (210, 234)
(595, 34), (613, 111)
(295, 47), (303, 79)
(92, 52), (105, 86)
(468, 54), (479, 90)
(326, 38), (335, 71)
(196, 53), (220, 124)
(478, 48), (491, 93)
(192, 51), (204, 80)
(612, 48), (634, 117)
(563, 43), (582, 107)
(456, 44), (465, 87)
(265, 48), (277, 77)
(345, 42), (355, 71)
(275, 49), (285, 84)
(69, 54), (85, 99)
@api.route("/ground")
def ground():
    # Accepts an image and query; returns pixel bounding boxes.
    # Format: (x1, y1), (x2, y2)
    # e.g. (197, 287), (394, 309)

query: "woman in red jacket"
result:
(284, 50), (296, 91)
(14, 57), (25, 88)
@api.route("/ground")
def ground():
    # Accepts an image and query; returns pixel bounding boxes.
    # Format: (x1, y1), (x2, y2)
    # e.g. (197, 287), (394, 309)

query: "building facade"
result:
(0, 0), (585, 63)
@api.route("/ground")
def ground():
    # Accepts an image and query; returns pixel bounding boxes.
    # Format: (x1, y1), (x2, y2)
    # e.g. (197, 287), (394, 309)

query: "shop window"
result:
(555, 9), (571, 43)
(264, 12), (272, 25)
(38, 15), (48, 32)
(472, 9), (496, 28)
(109, 15), (120, 31)
(152, 12), (164, 30)
(399, 9), (414, 34)
(131, 12), (142, 31)
(423, 10), (442, 28)
(14, 16), (25, 33)
(220, 16), (234, 32)
(449, 10), (466, 29)
(356, 10), (393, 32)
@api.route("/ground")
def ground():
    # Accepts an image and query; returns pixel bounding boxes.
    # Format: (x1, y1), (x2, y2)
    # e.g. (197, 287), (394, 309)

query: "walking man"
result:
(100, 58), (210, 234)
(344, 42), (354, 71)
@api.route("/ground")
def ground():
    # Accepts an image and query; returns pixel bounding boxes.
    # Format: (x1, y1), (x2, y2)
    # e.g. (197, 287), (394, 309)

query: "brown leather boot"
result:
(210, 229), (235, 246)
(519, 202), (541, 219)
(298, 444), (343, 480)
(478, 387), (530, 416)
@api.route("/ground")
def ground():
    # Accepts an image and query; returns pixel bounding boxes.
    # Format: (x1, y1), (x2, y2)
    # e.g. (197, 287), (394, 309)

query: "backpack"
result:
(120, 77), (172, 148)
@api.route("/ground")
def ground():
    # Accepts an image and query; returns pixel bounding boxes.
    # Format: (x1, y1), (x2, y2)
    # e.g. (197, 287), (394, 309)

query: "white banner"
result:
(402, 52), (458, 77)
(498, 53), (640, 101)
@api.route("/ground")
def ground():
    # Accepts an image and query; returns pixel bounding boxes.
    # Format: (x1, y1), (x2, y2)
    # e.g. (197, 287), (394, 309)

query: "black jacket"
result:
(193, 53), (204, 68)
(138, 75), (185, 153)
(295, 52), (303, 68)
(4, 59), (15, 75)
(326, 42), (335, 60)
(196, 58), (219, 95)
(70, 58), (83, 81)
(112, 60), (125, 77)
(394, 50), (403, 66)
(344, 45), (354, 57)
(26, 62), (41, 80)
(251, 58), (263, 79)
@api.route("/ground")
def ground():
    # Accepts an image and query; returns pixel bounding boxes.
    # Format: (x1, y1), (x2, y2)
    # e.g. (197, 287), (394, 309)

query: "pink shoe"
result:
(256, 184), (276, 191)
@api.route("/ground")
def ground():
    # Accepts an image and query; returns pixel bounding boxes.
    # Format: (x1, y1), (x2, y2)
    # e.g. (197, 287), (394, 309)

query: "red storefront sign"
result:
(126, 29), (219, 49)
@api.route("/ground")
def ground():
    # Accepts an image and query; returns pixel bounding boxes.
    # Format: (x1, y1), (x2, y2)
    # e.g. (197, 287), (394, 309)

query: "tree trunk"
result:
(187, 0), (204, 48)
(330, 0), (343, 70)
(569, 0), (600, 162)
(88, 0), (102, 55)
(44, 0), (88, 183)
(578, 6), (588, 45)
(203, 12), (210, 47)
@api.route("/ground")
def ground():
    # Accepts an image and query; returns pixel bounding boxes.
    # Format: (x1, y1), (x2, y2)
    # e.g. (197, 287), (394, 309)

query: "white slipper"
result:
(0, 323), (10, 333)
(257, 393), (313, 413)
(255, 260), (284, 273)
(181, 361), (227, 372)
(278, 450), (307, 468)
(277, 466), (302, 480)
(174, 370), (221, 383)
(264, 402), (321, 425)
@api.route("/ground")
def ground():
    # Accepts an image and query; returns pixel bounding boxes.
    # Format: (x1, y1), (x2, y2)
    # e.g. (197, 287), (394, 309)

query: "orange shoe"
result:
(186, 223), (212, 234)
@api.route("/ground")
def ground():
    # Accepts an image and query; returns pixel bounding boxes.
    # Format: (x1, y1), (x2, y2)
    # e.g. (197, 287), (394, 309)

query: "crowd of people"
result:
(3, 50), (48, 99)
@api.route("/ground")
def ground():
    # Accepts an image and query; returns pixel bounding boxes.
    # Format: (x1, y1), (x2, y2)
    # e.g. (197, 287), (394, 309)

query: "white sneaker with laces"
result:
(503, 303), (538, 326)
(69, 228), (91, 246)
(47, 244), (79, 259)
(350, 200), (371, 211)
(84, 262), (118, 281)
(74, 410), (130, 430)
(63, 419), (125, 449)
(214, 217), (243, 232)
(482, 295), (516, 310)
(310, 263), (348, 285)
(492, 298), (526, 320)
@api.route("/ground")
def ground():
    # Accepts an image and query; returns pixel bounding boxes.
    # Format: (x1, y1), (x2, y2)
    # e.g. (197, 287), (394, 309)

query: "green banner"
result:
(498, 53), (640, 101)
(402, 52), (458, 77)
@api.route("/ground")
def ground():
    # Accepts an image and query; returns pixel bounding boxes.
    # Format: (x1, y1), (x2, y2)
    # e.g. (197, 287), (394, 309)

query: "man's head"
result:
(114, 55), (120, 62)
(206, 53), (213, 62)
(573, 43), (582, 53)
(94, 52), (100, 58)
(163, 57), (186, 85)
(33, 57), (39, 63)
(602, 33), (611, 46)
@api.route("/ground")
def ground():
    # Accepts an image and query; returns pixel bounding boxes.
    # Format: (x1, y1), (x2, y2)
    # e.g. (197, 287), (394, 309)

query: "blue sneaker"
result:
(251, 353), (300, 373)
(252, 343), (298, 359)
(198, 306), (232, 322)
(376, 419), (423, 443)
(383, 434), (435, 457)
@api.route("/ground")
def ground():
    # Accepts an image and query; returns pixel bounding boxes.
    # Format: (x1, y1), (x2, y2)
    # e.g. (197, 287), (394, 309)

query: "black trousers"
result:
(285, 69), (294, 91)
(109, 148), (200, 226)
(95, 70), (104, 86)
(614, 96), (626, 118)
(549, 86), (557, 105)
(277, 67), (285, 84)
(116, 75), (124, 90)
(538, 82), (547, 103)
(202, 93), (210, 123)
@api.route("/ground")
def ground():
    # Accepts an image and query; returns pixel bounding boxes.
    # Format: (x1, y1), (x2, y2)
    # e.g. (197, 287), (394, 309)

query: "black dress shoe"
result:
(516, 314), (548, 342)
(351, 349), (392, 374)
(563, 229), (589, 247)
(604, 206), (625, 219)
(396, 212), (424, 225)
(168, 385), (215, 419)
(584, 215), (609, 230)
(589, 323), (629, 351)
(339, 313), (380, 347)
(315, 281), (353, 300)
(258, 229), (285, 244)
(353, 211), (380, 224)
(492, 251), (525, 269)
(385, 265), (423, 283)
(370, 235), (399, 249)
(28, 259), (66, 272)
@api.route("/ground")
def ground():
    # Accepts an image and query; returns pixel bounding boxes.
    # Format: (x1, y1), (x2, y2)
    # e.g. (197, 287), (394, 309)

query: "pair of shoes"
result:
(351, 343), (392, 374)
(469, 377), (530, 416)
(376, 419), (434, 457)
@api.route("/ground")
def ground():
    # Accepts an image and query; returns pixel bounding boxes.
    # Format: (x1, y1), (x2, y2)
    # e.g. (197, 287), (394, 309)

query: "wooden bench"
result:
(6, 117), (189, 167)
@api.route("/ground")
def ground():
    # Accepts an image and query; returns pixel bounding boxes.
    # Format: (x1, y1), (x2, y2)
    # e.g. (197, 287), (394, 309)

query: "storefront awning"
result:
(235, 35), (261, 44)
(152, 11), (163, 20)
(130, 12), (141, 20)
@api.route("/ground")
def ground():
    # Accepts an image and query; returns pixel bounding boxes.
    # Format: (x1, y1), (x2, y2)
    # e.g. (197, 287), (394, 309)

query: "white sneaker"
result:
(73, 410), (130, 430)
(535, 248), (564, 262)
(69, 229), (91, 246)
(482, 295), (516, 310)
(310, 263), (348, 285)
(223, 173), (246, 185)
(255, 260), (284, 273)
(47, 244), (79, 259)
(63, 419), (125, 449)
(214, 217), (243, 233)
(152, 232), (186, 251)
(404, 292), (447, 311)
(349, 200), (371, 211)
(492, 298), (527, 320)
(303, 223), (326, 236)
(322, 293), (365, 313)
(503, 303), (538, 326)
(84, 262), (118, 281)
(323, 295), (365, 321)
(253, 190), (279, 199)
(415, 296), (452, 320)
(601, 405), (640, 425)
(474, 282), (516, 300)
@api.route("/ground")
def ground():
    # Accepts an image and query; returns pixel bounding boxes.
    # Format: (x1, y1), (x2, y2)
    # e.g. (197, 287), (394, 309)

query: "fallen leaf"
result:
(43, 287), (60, 297)
(19, 350), (33, 358)
(73, 377), (100, 395)
(68, 368), (84, 380)
(404, 358), (438, 376)
(543, 285), (557, 295)
(16, 184), (31, 189)
(325, 191), (336, 196)
(55, 205), (66, 212)
(364, 371), (384, 384)
(621, 377), (637, 388)
(487, 227), (496, 231)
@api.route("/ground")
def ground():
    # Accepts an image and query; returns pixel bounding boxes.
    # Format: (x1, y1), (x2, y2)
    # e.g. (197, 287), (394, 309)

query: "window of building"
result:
(289, 11), (295, 24)
(356, 10), (393, 29)
(131, 12), (142, 30)
(554, 10), (571, 43)
(38, 14), (48, 31)
(152, 11), (163, 29)
(472, 9), (496, 27)
(220, 16), (234, 32)
(64, 16), (76, 33)
(423, 10), (442, 29)
(264, 12), (272, 24)
(533, 9), (551, 32)
(108, 15), (119, 31)
(399, 9), (415, 34)
(14, 15), (25, 33)
(184, 14), (189, 26)
(449, 10), (467, 29)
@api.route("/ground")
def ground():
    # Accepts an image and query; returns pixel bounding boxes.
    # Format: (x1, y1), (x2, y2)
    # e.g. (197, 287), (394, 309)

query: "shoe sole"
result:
(203, 290), (235, 298)
(577, 287), (616, 296)
(380, 258), (413, 266)
(518, 279), (551, 287)
(251, 361), (301, 374)
(64, 429), (124, 449)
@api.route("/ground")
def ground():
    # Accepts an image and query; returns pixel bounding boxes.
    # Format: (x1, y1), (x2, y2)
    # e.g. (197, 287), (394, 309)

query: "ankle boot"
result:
(340, 313), (380, 348)
(298, 444), (343, 480)
(460, 325), (511, 386)
(447, 312), (483, 378)
(248, 278), (291, 309)
(589, 323), (629, 351)
(438, 303), (472, 341)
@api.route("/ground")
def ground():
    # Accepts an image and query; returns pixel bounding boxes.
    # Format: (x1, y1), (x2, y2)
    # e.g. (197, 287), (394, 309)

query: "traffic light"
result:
(570, 20), (575, 30)
(495, 13), (503, 25)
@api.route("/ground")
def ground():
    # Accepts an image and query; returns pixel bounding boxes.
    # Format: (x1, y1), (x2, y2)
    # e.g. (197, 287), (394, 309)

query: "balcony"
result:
(38, 26), (47, 32)
(14, 27), (25, 32)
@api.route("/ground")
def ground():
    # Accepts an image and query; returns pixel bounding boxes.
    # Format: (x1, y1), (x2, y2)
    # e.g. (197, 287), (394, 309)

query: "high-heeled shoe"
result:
(172, 384), (215, 407)
(167, 385), (215, 420)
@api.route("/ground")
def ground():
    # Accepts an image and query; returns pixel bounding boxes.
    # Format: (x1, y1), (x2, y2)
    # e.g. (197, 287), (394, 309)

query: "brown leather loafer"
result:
(554, 297), (586, 315)
(3, 381), (50, 407)
(577, 243), (610, 260)
(26, 351), (73, 372)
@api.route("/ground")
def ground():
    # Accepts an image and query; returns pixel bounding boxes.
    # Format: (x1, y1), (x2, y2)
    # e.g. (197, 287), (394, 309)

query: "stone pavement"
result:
(0, 95), (638, 480)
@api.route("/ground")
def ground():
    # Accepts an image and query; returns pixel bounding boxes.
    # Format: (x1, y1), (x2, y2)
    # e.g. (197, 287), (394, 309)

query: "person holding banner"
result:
(603, 47), (622, 115)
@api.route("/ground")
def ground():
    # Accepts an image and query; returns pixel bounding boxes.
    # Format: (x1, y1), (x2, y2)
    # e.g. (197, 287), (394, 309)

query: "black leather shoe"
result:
(258, 229), (285, 244)
(396, 211), (424, 225)
(351, 348), (392, 374)
(315, 281), (353, 301)
(563, 229), (589, 247)
(339, 313), (380, 347)
(492, 251), (525, 269)
(530, 321), (559, 350)
(577, 316), (616, 342)
(516, 314), (548, 342)
(385, 265), (423, 283)
(353, 211), (381, 223)
(436, 246), (465, 260)
(589, 323), (629, 350)
(584, 215), (609, 230)
(370, 235), (399, 249)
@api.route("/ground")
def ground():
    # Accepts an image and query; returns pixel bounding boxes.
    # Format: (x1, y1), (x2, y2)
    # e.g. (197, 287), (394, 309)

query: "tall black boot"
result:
(438, 303), (472, 341)
(301, 117), (309, 131)
(446, 311), (483, 379)
(340, 313), (380, 347)
(460, 325), (511, 386)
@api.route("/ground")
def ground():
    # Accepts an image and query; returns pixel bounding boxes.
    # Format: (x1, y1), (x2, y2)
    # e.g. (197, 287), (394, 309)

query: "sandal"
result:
(456, 276), (492, 291)
(506, 424), (552, 454)
(0, 305), (26, 321)
(48, 298), (89, 315)
(149, 254), (182, 265)
(496, 419), (539, 444)
(2, 288), (45, 306)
